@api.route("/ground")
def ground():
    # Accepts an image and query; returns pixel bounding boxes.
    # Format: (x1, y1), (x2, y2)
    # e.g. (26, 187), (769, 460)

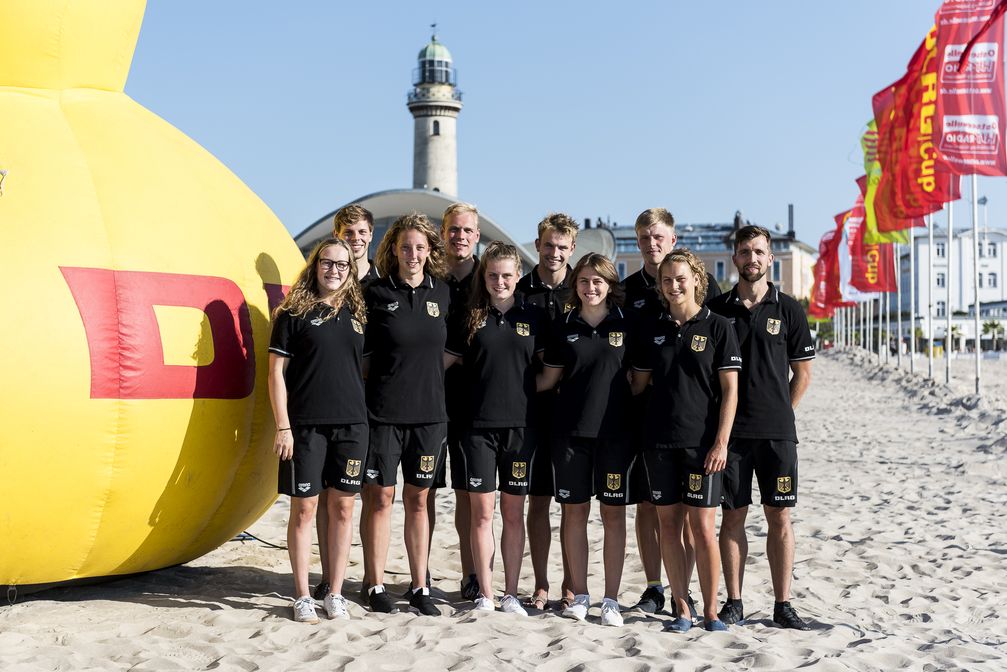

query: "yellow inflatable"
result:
(0, 0), (303, 587)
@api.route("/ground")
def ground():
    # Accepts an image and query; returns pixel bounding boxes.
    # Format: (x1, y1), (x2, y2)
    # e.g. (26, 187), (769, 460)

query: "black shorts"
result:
(722, 438), (798, 509)
(432, 422), (466, 490)
(364, 422), (447, 489)
(278, 423), (369, 497)
(553, 435), (634, 506)
(528, 392), (557, 497)
(643, 447), (722, 508)
(627, 390), (653, 505)
(461, 428), (536, 495)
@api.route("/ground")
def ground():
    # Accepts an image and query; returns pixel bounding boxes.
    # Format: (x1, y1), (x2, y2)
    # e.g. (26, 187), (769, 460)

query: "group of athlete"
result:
(268, 203), (815, 632)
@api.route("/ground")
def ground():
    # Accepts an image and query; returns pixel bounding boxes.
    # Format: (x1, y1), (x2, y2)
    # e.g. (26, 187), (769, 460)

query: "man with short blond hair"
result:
(333, 204), (379, 286)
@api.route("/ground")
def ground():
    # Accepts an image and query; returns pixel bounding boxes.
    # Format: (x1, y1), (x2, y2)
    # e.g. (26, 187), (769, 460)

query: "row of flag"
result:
(809, 0), (1007, 318)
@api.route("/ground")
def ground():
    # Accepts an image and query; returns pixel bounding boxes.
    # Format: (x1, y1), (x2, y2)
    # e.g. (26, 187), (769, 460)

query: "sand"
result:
(2, 350), (1005, 671)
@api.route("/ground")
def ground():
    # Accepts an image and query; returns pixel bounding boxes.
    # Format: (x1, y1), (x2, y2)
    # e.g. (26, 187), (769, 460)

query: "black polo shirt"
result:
(630, 307), (742, 449)
(444, 257), (480, 424)
(268, 305), (367, 426)
(706, 283), (815, 442)
(516, 265), (573, 321)
(543, 307), (632, 439)
(363, 274), (450, 424)
(622, 267), (723, 320)
(360, 260), (380, 289)
(445, 302), (548, 428)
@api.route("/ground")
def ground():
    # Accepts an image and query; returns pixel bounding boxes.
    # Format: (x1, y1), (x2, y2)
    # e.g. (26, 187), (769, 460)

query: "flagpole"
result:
(927, 212), (934, 380)
(971, 173), (981, 396)
(909, 226), (916, 374)
(947, 198), (953, 385)
(896, 242), (902, 368)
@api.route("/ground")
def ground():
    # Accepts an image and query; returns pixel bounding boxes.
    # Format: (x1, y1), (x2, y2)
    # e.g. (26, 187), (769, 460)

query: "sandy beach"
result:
(2, 350), (1005, 671)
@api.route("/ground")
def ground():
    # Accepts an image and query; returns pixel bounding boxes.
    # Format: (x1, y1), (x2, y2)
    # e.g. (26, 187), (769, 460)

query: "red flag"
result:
(808, 258), (832, 319)
(935, 0), (1007, 175)
(958, 0), (1007, 69)
(847, 198), (897, 293)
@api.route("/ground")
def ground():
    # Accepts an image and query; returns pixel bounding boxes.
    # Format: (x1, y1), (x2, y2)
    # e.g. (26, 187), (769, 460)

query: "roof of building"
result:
(418, 36), (452, 62)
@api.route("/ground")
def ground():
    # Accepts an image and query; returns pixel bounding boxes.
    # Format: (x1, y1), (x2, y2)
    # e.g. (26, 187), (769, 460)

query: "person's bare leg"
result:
(362, 484), (395, 588)
(656, 504), (689, 618)
(325, 489), (356, 596)
(600, 504), (626, 600)
(560, 507), (575, 603)
(683, 509), (697, 595)
(403, 484), (432, 589)
(288, 495), (319, 598)
(455, 489), (474, 576)
(316, 490), (329, 588)
(500, 493), (526, 598)
(635, 501), (662, 585)
(469, 491), (496, 599)
(719, 506), (749, 599)
(765, 505), (794, 602)
(562, 503), (590, 595)
(687, 506), (721, 622)
(527, 495), (552, 605)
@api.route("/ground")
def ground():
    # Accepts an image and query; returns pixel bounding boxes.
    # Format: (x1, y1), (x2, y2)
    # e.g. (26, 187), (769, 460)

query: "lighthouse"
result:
(407, 30), (462, 196)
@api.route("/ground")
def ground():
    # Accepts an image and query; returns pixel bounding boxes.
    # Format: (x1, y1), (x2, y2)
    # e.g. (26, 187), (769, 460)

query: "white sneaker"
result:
(500, 594), (528, 616)
(562, 594), (590, 621)
(323, 593), (350, 620)
(601, 597), (624, 626)
(474, 595), (495, 611)
(292, 596), (319, 624)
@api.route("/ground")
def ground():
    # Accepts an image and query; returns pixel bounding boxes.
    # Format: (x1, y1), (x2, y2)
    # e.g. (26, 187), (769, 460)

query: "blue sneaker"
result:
(704, 619), (728, 632)
(663, 617), (693, 633)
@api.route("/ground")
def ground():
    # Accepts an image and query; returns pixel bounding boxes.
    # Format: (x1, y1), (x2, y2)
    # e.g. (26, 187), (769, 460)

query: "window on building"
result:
(935, 241), (946, 258)
(936, 301), (946, 317)
(432, 120), (440, 136)
(936, 272), (945, 288)
(990, 272), (998, 288)
(772, 260), (781, 283)
(615, 239), (638, 253)
(715, 260), (725, 281)
(979, 273), (984, 288)
(989, 242), (998, 258)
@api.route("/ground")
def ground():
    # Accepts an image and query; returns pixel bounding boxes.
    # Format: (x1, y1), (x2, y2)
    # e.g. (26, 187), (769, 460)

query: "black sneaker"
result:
(670, 592), (699, 620)
(402, 570), (434, 597)
(773, 602), (812, 630)
(460, 573), (480, 601)
(368, 587), (399, 614)
(718, 598), (746, 625)
(630, 585), (665, 613)
(409, 588), (440, 616)
(311, 580), (331, 602)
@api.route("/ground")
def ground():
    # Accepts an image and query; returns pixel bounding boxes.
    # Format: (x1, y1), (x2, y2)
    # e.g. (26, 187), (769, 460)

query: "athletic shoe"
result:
(460, 573), (480, 601)
(601, 598), (624, 627)
(500, 594), (528, 616)
(671, 592), (699, 620)
(409, 588), (440, 616)
(663, 617), (693, 633)
(323, 593), (350, 620)
(704, 619), (728, 632)
(718, 598), (746, 625)
(629, 585), (665, 614)
(773, 602), (812, 630)
(562, 594), (590, 622)
(402, 570), (434, 597)
(312, 580), (331, 602)
(292, 596), (319, 624)
(474, 596), (495, 612)
(368, 586), (399, 614)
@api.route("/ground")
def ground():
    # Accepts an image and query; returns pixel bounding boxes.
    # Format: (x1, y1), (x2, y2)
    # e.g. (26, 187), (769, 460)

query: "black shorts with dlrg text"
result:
(461, 427), (536, 495)
(278, 423), (369, 497)
(721, 438), (798, 509)
(642, 446), (722, 508)
(364, 422), (447, 488)
(552, 434), (634, 506)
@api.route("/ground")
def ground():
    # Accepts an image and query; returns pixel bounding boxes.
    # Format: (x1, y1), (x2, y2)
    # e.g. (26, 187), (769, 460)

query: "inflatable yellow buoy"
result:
(0, 0), (304, 586)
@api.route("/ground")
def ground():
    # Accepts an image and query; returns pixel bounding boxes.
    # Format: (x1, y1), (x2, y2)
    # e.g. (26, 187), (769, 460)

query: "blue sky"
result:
(127, 1), (1007, 248)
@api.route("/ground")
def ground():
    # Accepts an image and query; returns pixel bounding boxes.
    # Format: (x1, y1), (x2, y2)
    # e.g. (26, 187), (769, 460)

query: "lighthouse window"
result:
(432, 120), (440, 136)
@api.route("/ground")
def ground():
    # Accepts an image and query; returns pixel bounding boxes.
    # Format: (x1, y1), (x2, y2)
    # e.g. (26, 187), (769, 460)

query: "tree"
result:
(983, 320), (1004, 351)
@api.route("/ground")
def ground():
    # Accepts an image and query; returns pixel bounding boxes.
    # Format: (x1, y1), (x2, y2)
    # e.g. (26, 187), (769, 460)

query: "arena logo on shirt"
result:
(386, 301), (399, 312)
(691, 335), (707, 352)
(608, 332), (624, 347)
(566, 334), (579, 343)
(633, 299), (646, 309)
(654, 335), (666, 345)
(426, 301), (440, 317)
(310, 316), (326, 326)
